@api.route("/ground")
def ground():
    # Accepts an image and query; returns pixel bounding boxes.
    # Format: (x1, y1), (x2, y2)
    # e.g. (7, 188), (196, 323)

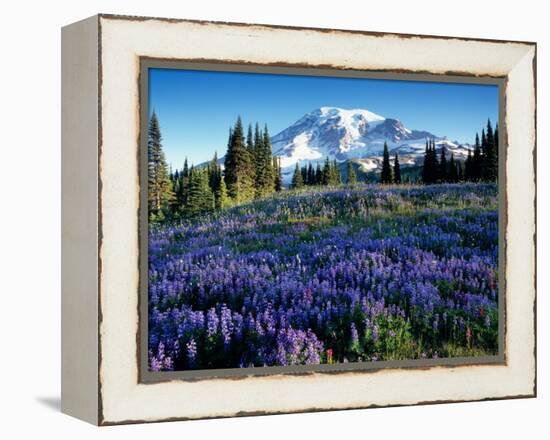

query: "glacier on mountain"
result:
(269, 107), (471, 180)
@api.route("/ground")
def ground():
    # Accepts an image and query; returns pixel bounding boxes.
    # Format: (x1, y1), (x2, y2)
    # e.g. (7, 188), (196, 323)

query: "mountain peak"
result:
(271, 106), (426, 168)
(208, 107), (469, 182)
(314, 106), (386, 123)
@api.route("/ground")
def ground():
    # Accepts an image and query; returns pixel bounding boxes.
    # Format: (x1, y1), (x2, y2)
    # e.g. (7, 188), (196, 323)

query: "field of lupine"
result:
(148, 183), (499, 371)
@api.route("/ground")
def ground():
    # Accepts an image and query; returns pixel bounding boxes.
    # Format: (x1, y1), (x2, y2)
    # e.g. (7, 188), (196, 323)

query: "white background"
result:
(0, 0), (546, 438)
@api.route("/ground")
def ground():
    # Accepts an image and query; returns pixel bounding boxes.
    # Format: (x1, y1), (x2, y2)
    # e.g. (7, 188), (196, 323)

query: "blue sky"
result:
(148, 68), (498, 167)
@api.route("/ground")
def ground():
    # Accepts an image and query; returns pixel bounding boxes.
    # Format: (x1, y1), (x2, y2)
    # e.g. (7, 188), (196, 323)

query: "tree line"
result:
(421, 119), (498, 184)
(148, 113), (282, 221)
(379, 142), (402, 184)
(291, 142), (404, 187)
(290, 157), (345, 188)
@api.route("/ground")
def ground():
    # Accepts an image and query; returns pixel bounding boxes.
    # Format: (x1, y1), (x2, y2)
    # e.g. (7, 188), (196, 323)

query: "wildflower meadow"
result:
(148, 183), (498, 371)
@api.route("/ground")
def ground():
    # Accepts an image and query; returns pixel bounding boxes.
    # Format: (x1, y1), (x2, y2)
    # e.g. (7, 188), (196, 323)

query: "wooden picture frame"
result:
(61, 14), (536, 425)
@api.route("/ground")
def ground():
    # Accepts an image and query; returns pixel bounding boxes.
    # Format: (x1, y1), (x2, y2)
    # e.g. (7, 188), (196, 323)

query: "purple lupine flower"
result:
(206, 308), (219, 337)
(186, 338), (197, 367)
(220, 304), (233, 347)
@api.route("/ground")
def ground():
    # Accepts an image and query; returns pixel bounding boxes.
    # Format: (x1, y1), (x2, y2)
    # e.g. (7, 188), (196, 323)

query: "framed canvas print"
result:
(61, 14), (537, 425)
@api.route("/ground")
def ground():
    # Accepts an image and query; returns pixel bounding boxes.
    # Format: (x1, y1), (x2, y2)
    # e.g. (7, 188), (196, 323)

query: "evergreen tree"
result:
(331, 160), (341, 185)
(263, 125), (275, 192)
(439, 146), (447, 182)
(448, 153), (458, 183)
(208, 152), (222, 208)
(456, 160), (464, 182)
(422, 139), (440, 184)
(253, 124), (275, 197)
(208, 152), (221, 189)
(291, 163), (304, 189)
(315, 163), (322, 185)
(169, 169), (181, 215)
(247, 124), (254, 153)
(215, 175), (230, 210)
(322, 157), (331, 185)
(180, 157), (190, 207)
(252, 123), (263, 195)
(182, 157), (189, 177)
(148, 111), (174, 218)
(273, 157), (283, 191)
(432, 140), (439, 183)
(307, 163), (315, 186)
(252, 122), (263, 187)
(246, 125), (255, 182)
(224, 117), (255, 203)
(393, 154), (401, 184)
(171, 169), (180, 202)
(486, 119), (494, 150)
(346, 160), (357, 185)
(422, 139), (430, 183)
(380, 142), (392, 184)
(301, 165), (308, 185)
(465, 148), (473, 181)
(473, 132), (482, 181)
(254, 123), (262, 151)
(186, 168), (214, 216)
(482, 119), (497, 181)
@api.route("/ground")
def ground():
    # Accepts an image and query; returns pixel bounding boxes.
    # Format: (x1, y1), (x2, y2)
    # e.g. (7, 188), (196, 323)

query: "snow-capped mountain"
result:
(271, 107), (471, 180)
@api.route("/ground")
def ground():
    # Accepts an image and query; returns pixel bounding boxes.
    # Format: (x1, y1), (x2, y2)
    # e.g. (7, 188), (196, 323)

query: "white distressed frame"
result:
(62, 14), (536, 425)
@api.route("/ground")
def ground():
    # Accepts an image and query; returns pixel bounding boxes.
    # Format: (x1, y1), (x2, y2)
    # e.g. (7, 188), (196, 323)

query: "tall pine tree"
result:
(263, 125), (275, 191)
(422, 139), (430, 183)
(465, 148), (473, 181)
(252, 124), (275, 197)
(180, 158), (190, 207)
(273, 157), (283, 191)
(291, 163), (304, 189)
(252, 123), (263, 194)
(307, 163), (315, 185)
(314, 163), (321, 185)
(208, 152), (222, 208)
(215, 175), (230, 210)
(322, 157), (331, 186)
(346, 160), (357, 185)
(186, 168), (214, 216)
(148, 111), (174, 219)
(393, 154), (401, 184)
(380, 142), (392, 184)
(473, 132), (483, 181)
(331, 160), (341, 185)
(448, 153), (458, 183)
(246, 124), (255, 182)
(439, 146), (447, 183)
(482, 119), (497, 181)
(422, 139), (440, 184)
(224, 117), (255, 203)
